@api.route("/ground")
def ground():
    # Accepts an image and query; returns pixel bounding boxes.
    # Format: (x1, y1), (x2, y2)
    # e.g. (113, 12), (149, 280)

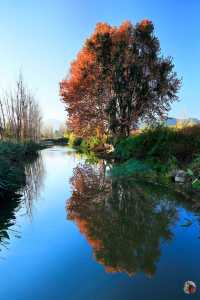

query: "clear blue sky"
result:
(0, 0), (199, 122)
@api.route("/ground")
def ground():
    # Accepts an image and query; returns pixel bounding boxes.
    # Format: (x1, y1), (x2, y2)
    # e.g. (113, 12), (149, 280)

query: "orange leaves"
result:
(140, 19), (152, 27)
(88, 22), (114, 51)
(70, 48), (95, 84)
(139, 19), (154, 32)
(95, 22), (114, 35)
(119, 20), (132, 32)
(61, 18), (180, 139)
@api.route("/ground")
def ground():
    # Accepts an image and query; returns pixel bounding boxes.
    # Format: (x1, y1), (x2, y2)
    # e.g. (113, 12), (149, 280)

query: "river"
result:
(0, 146), (200, 300)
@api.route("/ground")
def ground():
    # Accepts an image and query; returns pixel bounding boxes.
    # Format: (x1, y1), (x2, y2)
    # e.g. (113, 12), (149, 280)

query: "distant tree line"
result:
(41, 122), (66, 139)
(0, 74), (42, 142)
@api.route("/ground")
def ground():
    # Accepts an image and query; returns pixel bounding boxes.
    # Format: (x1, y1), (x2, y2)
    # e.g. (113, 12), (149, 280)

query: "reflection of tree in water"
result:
(0, 195), (21, 252)
(67, 162), (179, 277)
(22, 153), (45, 218)
(0, 154), (44, 254)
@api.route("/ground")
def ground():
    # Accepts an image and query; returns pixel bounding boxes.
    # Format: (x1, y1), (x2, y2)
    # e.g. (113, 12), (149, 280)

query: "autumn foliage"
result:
(60, 20), (180, 138)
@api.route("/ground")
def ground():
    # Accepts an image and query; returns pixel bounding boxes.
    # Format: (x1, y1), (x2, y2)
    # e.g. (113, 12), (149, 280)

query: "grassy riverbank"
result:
(0, 141), (42, 198)
(68, 125), (200, 192)
(113, 125), (200, 190)
(114, 126), (200, 163)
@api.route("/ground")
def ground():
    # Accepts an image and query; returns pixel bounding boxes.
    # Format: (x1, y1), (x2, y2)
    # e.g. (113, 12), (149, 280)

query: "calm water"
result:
(0, 146), (200, 300)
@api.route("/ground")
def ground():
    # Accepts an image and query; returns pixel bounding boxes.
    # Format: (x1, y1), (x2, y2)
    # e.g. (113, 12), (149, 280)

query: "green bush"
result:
(188, 155), (200, 177)
(72, 137), (83, 147)
(114, 125), (200, 164)
(69, 135), (102, 153)
(68, 133), (83, 148)
(114, 126), (174, 161)
(87, 136), (101, 149)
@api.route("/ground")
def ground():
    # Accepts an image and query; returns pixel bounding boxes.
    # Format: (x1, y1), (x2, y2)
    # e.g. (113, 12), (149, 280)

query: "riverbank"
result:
(0, 141), (43, 199)
(113, 126), (200, 187)
(68, 125), (200, 196)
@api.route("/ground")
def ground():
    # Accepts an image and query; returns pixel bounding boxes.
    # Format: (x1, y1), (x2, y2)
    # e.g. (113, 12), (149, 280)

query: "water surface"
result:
(0, 146), (200, 300)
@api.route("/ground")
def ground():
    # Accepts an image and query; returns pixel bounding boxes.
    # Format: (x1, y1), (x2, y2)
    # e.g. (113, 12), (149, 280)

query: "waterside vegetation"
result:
(60, 19), (200, 196)
(0, 75), (43, 198)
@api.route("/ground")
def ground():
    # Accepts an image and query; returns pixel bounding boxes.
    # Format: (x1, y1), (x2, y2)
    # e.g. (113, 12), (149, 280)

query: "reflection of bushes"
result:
(67, 163), (178, 277)
(111, 159), (152, 177)
(0, 194), (21, 250)
(0, 142), (41, 196)
(0, 153), (44, 253)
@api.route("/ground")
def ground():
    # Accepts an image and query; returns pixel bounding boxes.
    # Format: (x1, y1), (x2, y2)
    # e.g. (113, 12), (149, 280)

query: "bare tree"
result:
(0, 74), (42, 142)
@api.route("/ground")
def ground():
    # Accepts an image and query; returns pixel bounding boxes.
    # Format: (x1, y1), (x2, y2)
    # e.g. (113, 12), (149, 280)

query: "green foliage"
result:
(188, 155), (200, 177)
(68, 133), (83, 148)
(72, 137), (83, 147)
(187, 155), (200, 190)
(114, 135), (143, 161)
(192, 179), (200, 190)
(68, 133), (103, 154)
(84, 152), (100, 164)
(87, 136), (102, 149)
(114, 126), (200, 164)
(78, 140), (89, 152)
(67, 133), (75, 147)
(146, 156), (178, 174)
(114, 126), (173, 161)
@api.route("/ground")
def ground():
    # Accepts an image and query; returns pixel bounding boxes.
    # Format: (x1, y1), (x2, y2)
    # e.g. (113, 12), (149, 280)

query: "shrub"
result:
(114, 125), (200, 163)
(114, 126), (175, 161)
(87, 136), (102, 149)
(72, 137), (83, 147)
(68, 133), (83, 148)
(74, 136), (102, 153)
(175, 125), (200, 162)
(188, 155), (200, 177)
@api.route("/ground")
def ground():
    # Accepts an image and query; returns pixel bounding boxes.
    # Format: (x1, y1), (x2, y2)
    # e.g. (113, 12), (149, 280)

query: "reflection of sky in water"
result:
(0, 146), (199, 300)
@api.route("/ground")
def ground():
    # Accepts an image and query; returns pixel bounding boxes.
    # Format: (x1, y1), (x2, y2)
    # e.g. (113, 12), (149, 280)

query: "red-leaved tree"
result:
(60, 20), (181, 138)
